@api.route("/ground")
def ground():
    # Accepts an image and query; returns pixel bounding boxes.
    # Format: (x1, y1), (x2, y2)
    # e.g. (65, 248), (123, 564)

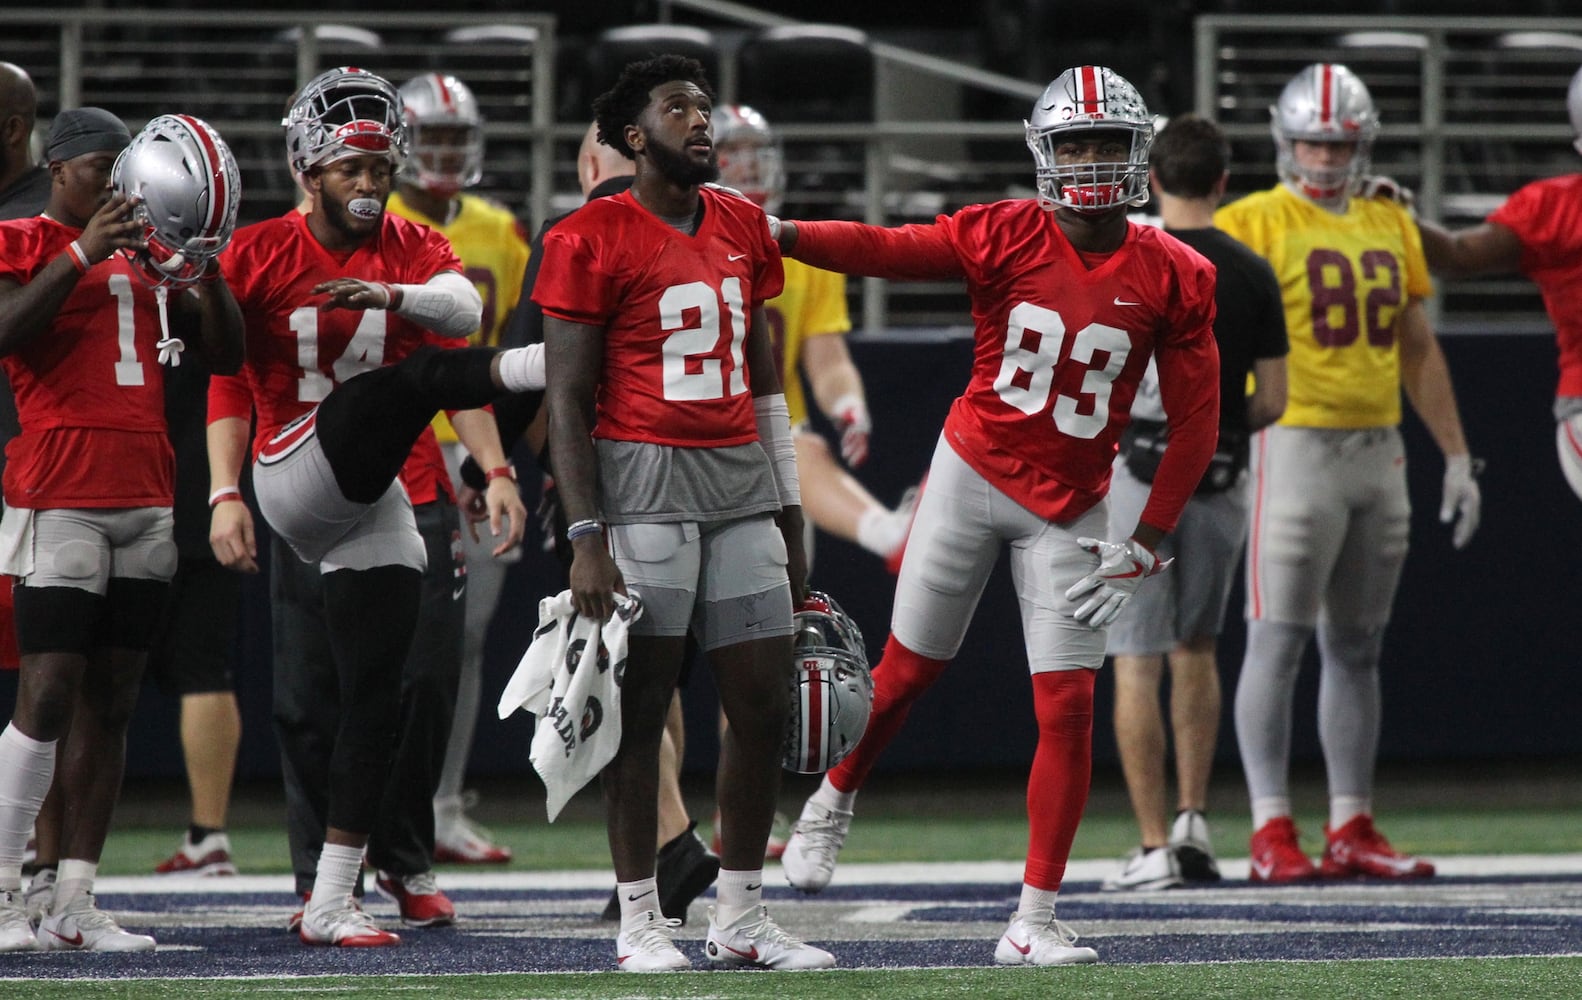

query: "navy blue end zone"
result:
(4, 860), (1582, 979)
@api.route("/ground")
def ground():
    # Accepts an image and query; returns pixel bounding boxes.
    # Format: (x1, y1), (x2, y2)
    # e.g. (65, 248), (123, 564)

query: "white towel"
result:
(497, 588), (642, 821)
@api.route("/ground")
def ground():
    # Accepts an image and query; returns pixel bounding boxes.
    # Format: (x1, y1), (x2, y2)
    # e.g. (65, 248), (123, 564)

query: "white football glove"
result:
(1440, 454), (1482, 550)
(831, 394), (872, 467)
(1065, 536), (1170, 629)
(1359, 174), (1416, 214)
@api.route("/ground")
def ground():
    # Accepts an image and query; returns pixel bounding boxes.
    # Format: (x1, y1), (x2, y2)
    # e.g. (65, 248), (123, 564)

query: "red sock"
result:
(1023, 669), (1096, 891)
(827, 635), (948, 794)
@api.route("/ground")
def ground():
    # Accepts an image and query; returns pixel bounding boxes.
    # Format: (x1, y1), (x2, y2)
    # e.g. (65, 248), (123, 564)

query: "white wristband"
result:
(497, 343), (546, 392)
(754, 392), (800, 507)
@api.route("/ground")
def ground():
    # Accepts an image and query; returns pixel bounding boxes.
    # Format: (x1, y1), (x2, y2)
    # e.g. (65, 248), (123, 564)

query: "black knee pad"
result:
(14, 585), (103, 656)
(102, 577), (171, 651)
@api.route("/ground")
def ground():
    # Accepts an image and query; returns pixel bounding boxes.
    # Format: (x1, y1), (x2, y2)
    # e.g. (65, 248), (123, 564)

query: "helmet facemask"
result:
(1025, 65), (1153, 214)
(1271, 63), (1380, 204)
(284, 67), (408, 180)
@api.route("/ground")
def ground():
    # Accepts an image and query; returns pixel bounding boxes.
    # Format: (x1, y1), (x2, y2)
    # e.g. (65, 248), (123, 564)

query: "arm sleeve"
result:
(794, 218), (964, 281)
(1139, 265), (1221, 534)
(393, 270), (484, 339)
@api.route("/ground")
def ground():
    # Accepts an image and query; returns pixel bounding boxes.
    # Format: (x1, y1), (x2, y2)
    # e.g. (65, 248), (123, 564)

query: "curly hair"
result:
(591, 53), (715, 160)
(1150, 114), (1229, 200)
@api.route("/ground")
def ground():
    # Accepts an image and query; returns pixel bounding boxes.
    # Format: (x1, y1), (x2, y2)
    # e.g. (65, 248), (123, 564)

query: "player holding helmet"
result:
(1216, 63), (1479, 884)
(388, 72), (531, 867)
(208, 66), (528, 947)
(0, 107), (243, 952)
(774, 65), (1221, 965)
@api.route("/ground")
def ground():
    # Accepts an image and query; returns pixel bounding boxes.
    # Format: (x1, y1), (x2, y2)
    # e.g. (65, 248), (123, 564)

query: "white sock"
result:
(307, 843), (364, 915)
(0, 724), (55, 889)
(713, 868), (764, 927)
(855, 506), (908, 558)
(1251, 797), (1292, 831)
(616, 877), (660, 926)
(810, 777), (856, 815)
(496, 344), (545, 392)
(1329, 796), (1370, 831)
(54, 858), (96, 913)
(1017, 883), (1059, 919)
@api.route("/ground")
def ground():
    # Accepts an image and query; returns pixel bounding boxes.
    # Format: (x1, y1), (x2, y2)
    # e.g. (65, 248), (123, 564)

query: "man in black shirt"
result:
(1101, 114), (1290, 892)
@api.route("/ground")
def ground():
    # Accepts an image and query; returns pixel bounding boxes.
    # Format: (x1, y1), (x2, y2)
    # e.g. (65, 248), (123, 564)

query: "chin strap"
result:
(153, 285), (185, 367)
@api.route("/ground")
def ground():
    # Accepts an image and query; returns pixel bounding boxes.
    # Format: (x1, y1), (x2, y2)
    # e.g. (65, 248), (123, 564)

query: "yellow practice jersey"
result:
(765, 257), (851, 425)
(388, 190), (532, 443)
(1216, 185), (1432, 429)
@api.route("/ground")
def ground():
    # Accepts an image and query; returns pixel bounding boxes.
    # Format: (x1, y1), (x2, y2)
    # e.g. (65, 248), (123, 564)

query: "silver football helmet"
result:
(1568, 65), (1582, 156)
(1271, 63), (1380, 201)
(398, 72), (485, 195)
(1025, 65), (1153, 213)
(111, 114), (241, 288)
(783, 591), (873, 775)
(712, 103), (785, 214)
(283, 66), (407, 177)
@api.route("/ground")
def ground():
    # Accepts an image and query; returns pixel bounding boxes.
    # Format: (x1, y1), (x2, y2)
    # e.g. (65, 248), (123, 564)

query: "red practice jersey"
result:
(794, 202), (1220, 531)
(533, 187), (785, 447)
(0, 217), (173, 509)
(1488, 174), (1582, 398)
(209, 210), (465, 505)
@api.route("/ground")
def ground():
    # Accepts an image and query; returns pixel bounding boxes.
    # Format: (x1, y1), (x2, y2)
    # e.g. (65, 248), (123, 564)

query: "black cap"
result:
(46, 107), (130, 162)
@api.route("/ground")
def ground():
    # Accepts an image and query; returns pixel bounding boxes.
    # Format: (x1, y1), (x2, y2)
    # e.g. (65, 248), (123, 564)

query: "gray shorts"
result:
(607, 514), (793, 651)
(1244, 425), (1410, 629)
(1104, 461), (1249, 655)
(253, 413), (426, 574)
(7, 506), (177, 593)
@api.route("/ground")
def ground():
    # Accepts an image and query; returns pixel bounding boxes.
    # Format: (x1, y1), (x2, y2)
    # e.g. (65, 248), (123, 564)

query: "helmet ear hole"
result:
(784, 591), (873, 774)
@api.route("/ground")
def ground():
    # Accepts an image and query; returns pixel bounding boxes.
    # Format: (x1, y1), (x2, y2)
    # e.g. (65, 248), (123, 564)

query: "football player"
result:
(1217, 63), (1479, 884)
(1412, 65), (1582, 504)
(0, 108), (244, 952)
(388, 71), (531, 868)
(775, 65), (1221, 966)
(539, 54), (834, 973)
(207, 67), (529, 947)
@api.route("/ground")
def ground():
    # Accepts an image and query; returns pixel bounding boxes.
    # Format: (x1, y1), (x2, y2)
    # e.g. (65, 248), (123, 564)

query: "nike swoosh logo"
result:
(1008, 937), (1031, 955)
(727, 253), (747, 261)
(722, 942), (759, 960)
(1251, 858), (1276, 880)
(745, 883), (761, 892)
(1104, 560), (1147, 581)
(1114, 296), (1141, 306)
(745, 620), (764, 629)
(452, 587), (465, 601)
(626, 889), (656, 902)
(48, 929), (84, 947)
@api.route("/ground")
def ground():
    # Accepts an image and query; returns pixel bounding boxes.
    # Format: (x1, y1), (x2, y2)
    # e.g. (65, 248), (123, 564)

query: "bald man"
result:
(0, 63), (48, 220)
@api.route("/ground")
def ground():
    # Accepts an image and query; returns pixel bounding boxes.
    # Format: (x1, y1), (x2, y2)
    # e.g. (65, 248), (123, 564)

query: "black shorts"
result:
(145, 556), (242, 696)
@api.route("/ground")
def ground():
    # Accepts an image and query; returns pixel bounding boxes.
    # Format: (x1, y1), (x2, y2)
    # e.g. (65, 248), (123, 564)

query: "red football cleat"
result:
(375, 871), (457, 927)
(1248, 817), (1319, 883)
(1320, 815), (1435, 879)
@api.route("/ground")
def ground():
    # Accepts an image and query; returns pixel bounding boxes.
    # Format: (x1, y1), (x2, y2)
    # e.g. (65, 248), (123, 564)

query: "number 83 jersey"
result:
(793, 201), (1220, 528)
(533, 187), (785, 448)
(1216, 184), (1432, 429)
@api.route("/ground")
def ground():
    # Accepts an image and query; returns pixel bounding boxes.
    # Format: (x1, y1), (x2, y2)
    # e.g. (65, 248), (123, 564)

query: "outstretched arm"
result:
(1417, 217), (1523, 279)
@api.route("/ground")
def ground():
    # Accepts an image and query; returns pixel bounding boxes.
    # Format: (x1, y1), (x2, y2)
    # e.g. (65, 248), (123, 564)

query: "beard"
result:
(645, 135), (719, 188)
(319, 189), (385, 240)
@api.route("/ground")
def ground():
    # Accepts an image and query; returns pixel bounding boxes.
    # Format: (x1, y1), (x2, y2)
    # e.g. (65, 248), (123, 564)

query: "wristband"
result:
(380, 282), (404, 310)
(566, 518), (602, 541)
(66, 240), (90, 274)
(485, 464), (516, 484)
(208, 486), (243, 508)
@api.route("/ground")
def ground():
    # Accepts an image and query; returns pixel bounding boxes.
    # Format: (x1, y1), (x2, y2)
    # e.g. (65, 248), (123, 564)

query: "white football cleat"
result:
(37, 892), (156, 952)
(781, 800), (852, 893)
(0, 889), (38, 952)
(1101, 844), (1183, 892)
(298, 896), (400, 947)
(994, 910), (1099, 966)
(1169, 809), (1221, 883)
(615, 909), (690, 972)
(705, 904), (836, 970)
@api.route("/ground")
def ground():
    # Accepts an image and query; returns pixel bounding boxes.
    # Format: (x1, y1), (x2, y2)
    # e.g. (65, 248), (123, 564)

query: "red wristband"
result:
(208, 486), (243, 508)
(484, 465), (516, 484)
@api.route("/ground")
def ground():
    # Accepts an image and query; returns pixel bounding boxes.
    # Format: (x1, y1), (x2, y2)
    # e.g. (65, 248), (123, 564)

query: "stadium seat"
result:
(585, 24), (721, 104)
